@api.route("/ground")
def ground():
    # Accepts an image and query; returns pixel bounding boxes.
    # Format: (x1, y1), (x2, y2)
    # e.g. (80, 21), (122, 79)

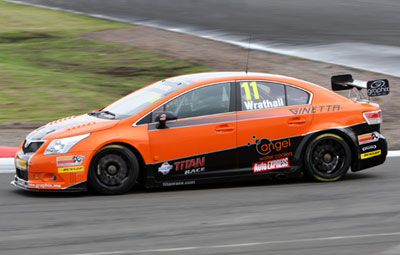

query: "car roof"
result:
(169, 72), (288, 84)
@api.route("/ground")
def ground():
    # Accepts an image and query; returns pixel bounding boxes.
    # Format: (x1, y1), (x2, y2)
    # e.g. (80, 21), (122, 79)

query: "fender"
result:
(292, 125), (359, 173)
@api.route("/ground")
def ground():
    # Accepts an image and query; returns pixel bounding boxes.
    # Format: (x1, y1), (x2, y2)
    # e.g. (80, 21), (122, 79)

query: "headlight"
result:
(44, 133), (90, 155)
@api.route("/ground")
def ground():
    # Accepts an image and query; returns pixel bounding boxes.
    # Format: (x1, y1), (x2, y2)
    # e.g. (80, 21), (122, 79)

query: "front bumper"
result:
(12, 148), (91, 193)
(11, 176), (87, 192)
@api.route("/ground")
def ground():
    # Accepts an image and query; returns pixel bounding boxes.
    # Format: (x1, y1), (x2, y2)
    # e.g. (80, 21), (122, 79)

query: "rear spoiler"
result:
(331, 74), (389, 97)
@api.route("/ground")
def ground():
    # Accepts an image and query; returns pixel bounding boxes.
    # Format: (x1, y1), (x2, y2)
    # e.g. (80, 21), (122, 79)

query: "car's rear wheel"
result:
(303, 133), (351, 181)
(88, 145), (139, 195)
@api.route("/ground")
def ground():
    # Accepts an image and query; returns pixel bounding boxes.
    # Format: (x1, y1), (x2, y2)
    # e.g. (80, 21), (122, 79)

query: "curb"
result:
(1, 151), (400, 174)
(0, 146), (18, 158)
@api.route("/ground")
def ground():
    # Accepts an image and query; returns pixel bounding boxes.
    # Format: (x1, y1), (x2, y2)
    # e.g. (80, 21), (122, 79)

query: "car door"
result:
(236, 80), (313, 173)
(147, 82), (237, 182)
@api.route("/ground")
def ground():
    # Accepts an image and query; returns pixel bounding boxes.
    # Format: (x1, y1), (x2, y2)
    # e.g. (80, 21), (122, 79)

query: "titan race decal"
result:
(174, 157), (206, 175)
(152, 147), (236, 181)
(156, 156), (206, 177)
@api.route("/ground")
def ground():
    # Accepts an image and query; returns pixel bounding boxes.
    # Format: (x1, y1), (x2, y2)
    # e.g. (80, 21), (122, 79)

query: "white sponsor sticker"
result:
(253, 157), (290, 173)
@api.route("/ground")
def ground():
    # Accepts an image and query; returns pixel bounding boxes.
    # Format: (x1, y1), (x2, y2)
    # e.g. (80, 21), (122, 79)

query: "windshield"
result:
(101, 78), (191, 119)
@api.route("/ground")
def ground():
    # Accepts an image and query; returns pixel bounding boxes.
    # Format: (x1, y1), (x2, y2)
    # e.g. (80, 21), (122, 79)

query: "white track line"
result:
(0, 158), (14, 173)
(1, 151), (400, 174)
(66, 231), (400, 255)
(388, 151), (400, 157)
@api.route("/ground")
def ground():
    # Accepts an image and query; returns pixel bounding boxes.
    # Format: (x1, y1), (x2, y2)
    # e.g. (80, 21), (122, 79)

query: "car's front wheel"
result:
(88, 145), (139, 195)
(303, 133), (351, 181)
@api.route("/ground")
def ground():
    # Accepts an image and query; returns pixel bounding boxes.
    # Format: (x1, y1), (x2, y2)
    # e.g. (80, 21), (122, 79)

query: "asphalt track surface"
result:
(11, 0), (400, 46)
(2, 157), (400, 255)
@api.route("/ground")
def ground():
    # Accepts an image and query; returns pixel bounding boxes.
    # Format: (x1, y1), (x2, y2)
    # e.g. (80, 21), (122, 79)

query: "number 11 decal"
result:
(241, 81), (260, 100)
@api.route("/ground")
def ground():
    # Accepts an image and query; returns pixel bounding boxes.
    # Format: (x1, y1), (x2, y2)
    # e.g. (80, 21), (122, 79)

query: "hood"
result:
(26, 114), (118, 141)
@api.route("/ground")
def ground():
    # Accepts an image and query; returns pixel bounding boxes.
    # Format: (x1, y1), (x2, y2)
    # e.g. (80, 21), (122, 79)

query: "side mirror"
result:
(155, 112), (178, 129)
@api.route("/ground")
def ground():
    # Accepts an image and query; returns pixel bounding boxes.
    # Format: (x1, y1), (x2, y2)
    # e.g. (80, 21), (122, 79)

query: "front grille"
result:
(16, 168), (28, 181)
(22, 140), (44, 154)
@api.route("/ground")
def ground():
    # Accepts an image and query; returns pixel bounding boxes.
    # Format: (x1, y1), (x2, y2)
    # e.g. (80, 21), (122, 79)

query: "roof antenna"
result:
(245, 35), (252, 74)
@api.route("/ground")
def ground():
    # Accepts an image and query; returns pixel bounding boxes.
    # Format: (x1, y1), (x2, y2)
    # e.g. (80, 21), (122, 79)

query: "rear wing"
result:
(331, 74), (389, 101)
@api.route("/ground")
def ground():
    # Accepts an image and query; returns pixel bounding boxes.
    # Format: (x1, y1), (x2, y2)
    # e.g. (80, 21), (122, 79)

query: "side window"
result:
(153, 83), (231, 121)
(286, 86), (310, 106)
(240, 81), (285, 111)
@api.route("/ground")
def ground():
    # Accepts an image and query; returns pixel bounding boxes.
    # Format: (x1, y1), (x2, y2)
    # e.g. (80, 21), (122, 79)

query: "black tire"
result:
(303, 133), (351, 182)
(88, 145), (139, 195)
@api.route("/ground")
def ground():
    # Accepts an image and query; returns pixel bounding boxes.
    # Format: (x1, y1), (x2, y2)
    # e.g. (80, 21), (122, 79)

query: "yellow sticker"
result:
(241, 81), (260, 100)
(361, 149), (381, 159)
(16, 158), (27, 170)
(58, 166), (84, 173)
(149, 96), (162, 103)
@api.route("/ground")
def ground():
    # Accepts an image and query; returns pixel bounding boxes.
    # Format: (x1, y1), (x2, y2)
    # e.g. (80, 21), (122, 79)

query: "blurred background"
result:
(1, 1), (400, 255)
(1, 0), (399, 147)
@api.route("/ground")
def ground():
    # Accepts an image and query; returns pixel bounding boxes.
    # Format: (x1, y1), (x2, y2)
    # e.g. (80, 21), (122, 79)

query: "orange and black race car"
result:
(12, 72), (389, 194)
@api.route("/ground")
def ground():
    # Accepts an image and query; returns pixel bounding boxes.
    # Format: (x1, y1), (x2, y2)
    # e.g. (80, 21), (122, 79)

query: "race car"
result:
(12, 72), (389, 194)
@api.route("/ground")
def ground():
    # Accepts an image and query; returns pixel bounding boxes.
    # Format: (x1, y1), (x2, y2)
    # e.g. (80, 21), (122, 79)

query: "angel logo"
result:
(248, 136), (291, 155)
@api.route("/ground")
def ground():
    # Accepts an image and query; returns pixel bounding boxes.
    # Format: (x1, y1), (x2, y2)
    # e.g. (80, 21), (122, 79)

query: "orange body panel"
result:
(12, 72), (386, 191)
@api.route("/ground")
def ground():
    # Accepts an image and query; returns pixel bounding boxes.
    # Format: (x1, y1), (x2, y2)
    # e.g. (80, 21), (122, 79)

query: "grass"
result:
(0, 1), (211, 122)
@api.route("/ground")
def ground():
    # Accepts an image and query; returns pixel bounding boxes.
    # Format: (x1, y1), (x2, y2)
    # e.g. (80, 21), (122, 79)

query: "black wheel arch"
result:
(88, 142), (148, 185)
(293, 128), (358, 172)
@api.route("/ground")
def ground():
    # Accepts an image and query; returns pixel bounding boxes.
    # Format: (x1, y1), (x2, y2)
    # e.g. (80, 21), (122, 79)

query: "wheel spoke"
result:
(310, 137), (349, 177)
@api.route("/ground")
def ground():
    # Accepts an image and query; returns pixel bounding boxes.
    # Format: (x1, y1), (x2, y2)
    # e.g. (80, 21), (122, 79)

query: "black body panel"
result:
(144, 122), (388, 188)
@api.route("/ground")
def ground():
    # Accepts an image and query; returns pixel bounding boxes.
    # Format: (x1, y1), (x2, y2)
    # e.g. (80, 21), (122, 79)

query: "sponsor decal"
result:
(174, 156), (206, 175)
(28, 183), (61, 188)
(158, 162), (173, 175)
(253, 157), (290, 173)
(162, 181), (196, 187)
(16, 158), (27, 170)
(289, 104), (340, 115)
(360, 149), (381, 159)
(362, 145), (377, 152)
(243, 97), (285, 110)
(56, 155), (84, 167)
(358, 132), (379, 145)
(248, 136), (291, 156)
(149, 96), (162, 103)
(259, 151), (293, 161)
(367, 80), (389, 97)
(58, 166), (84, 173)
